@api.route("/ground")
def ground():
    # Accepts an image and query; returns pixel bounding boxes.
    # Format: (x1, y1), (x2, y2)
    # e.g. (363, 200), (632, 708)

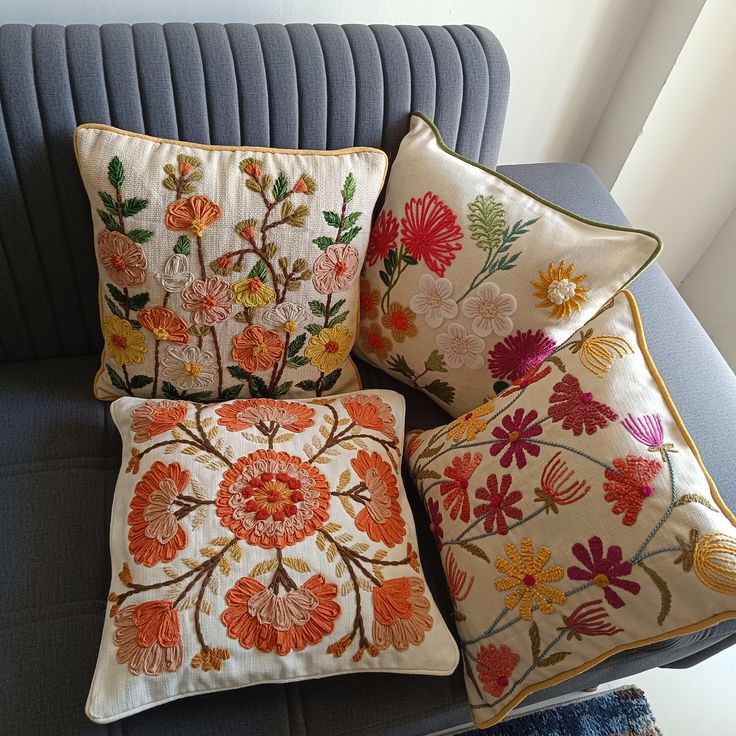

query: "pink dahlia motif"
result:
(181, 276), (233, 325)
(489, 408), (543, 469)
(312, 244), (360, 294)
(367, 210), (399, 265)
(488, 329), (556, 382)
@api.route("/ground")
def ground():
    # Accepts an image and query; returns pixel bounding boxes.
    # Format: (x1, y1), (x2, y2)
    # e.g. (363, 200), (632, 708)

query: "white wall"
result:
(0, 0), (649, 166)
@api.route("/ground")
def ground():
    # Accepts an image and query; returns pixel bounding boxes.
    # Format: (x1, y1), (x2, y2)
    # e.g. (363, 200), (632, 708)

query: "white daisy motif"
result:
(461, 282), (517, 337)
(435, 323), (486, 370)
(408, 273), (458, 328)
(161, 344), (216, 390)
(263, 302), (309, 334)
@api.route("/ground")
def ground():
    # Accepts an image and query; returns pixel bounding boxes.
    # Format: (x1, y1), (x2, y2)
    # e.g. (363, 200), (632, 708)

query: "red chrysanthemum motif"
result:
(488, 329), (556, 382)
(400, 192), (463, 276)
(473, 473), (523, 535)
(439, 452), (483, 522)
(216, 450), (330, 548)
(603, 455), (663, 525)
(476, 644), (520, 698)
(367, 209), (399, 265)
(548, 374), (618, 436)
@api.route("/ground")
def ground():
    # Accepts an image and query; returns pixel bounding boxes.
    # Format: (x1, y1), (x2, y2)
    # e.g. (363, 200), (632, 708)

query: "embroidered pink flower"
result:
(476, 644), (520, 698)
(474, 473), (523, 535)
(603, 455), (662, 525)
(439, 452), (483, 522)
(367, 209), (399, 265)
(400, 192), (463, 276)
(567, 536), (641, 608)
(426, 497), (444, 549)
(622, 414), (676, 461)
(488, 329), (556, 381)
(97, 230), (147, 287)
(489, 408), (543, 469)
(181, 276), (233, 325)
(312, 244), (360, 294)
(548, 374), (618, 436)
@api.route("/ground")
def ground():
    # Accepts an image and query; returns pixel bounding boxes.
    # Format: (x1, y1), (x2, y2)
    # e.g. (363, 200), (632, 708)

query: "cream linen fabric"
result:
(355, 114), (660, 417)
(87, 390), (458, 723)
(75, 125), (387, 401)
(405, 292), (736, 728)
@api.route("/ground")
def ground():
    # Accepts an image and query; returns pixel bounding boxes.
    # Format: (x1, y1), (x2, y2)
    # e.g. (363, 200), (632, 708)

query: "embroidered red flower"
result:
(535, 451), (590, 513)
(488, 329), (556, 381)
(400, 192), (463, 276)
(560, 600), (623, 641)
(439, 452), (483, 522)
(548, 374), (618, 435)
(427, 497), (444, 549)
(474, 473), (523, 535)
(444, 548), (474, 602)
(603, 455), (662, 525)
(372, 577), (433, 651)
(215, 399), (315, 433)
(476, 644), (520, 698)
(489, 408), (543, 469)
(567, 536), (641, 608)
(130, 400), (188, 443)
(367, 209), (399, 265)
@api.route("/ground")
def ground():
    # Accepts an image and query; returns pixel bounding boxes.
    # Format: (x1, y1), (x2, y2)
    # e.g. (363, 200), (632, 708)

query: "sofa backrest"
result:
(0, 23), (509, 363)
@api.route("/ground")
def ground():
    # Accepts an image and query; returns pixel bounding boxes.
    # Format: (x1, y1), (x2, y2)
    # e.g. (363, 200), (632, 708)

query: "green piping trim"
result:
(408, 111), (662, 288)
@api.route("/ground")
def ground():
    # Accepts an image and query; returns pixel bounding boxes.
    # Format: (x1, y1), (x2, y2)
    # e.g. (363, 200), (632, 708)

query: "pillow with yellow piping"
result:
(354, 113), (660, 417)
(86, 389), (458, 722)
(405, 291), (736, 729)
(74, 124), (387, 401)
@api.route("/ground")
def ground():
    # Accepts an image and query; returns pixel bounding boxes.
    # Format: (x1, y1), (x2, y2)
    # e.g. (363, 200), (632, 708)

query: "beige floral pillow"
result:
(75, 125), (387, 401)
(86, 390), (458, 722)
(405, 291), (736, 728)
(355, 114), (660, 417)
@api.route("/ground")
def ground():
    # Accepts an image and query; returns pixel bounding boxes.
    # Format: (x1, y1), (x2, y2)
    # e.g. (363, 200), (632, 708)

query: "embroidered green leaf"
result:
(674, 529), (699, 572)
(424, 350), (447, 373)
(320, 369), (341, 393)
(402, 253), (419, 265)
(186, 390), (213, 402)
(106, 284), (127, 306)
(220, 384), (244, 401)
(247, 259), (269, 282)
(98, 190), (119, 215)
(537, 651), (571, 668)
(104, 295), (124, 318)
(468, 194), (505, 252)
(342, 211), (362, 229)
(128, 229), (154, 244)
(296, 379), (316, 391)
(638, 560), (672, 626)
(161, 381), (181, 399)
(312, 235), (333, 251)
(288, 204), (309, 228)
(328, 298), (346, 317)
(287, 355), (309, 368)
(674, 494), (718, 512)
(418, 443), (442, 460)
(305, 323), (323, 336)
(459, 541), (490, 563)
(529, 621), (541, 662)
(129, 319), (141, 330)
(249, 375), (269, 398)
(97, 208), (120, 231)
(174, 235), (191, 255)
(227, 365), (249, 381)
(385, 248), (398, 273)
(341, 172), (356, 203)
(327, 312), (348, 328)
(379, 270), (391, 288)
(416, 468), (441, 481)
(127, 292), (150, 311)
(272, 172), (289, 200)
(108, 156), (125, 189)
(339, 226), (362, 244)
(106, 365), (126, 391)
(273, 382), (293, 398)
(287, 333), (307, 357)
(503, 217), (539, 246)
(121, 197), (148, 217)
(309, 300), (326, 317)
(424, 379), (456, 404)
(130, 374), (153, 389)
(494, 251), (521, 272)
(323, 211), (341, 228)
(387, 354), (414, 379)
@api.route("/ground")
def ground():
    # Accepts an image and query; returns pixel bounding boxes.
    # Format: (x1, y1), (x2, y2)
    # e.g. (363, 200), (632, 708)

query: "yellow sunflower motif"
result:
(231, 277), (277, 308)
(494, 538), (566, 620)
(446, 400), (495, 442)
(531, 260), (589, 319)
(103, 314), (147, 365)
(305, 324), (352, 372)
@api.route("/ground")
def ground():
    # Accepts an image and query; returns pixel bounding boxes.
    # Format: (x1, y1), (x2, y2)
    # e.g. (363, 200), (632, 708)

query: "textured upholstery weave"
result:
(0, 22), (508, 363)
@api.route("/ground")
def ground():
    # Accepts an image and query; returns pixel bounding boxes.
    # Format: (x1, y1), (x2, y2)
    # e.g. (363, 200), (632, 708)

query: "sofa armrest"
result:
(497, 162), (736, 515)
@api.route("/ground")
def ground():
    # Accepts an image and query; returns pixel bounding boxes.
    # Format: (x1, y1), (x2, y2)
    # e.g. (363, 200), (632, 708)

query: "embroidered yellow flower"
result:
(494, 538), (566, 620)
(104, 314), (147, 365)
(531, 260), (589, 319)
(231, 277), (277, 308)
(568, 328), (633, 378)
(305, 325), (351, 372)
(446, 400), (495, 442)
(693, 532), (736, 595)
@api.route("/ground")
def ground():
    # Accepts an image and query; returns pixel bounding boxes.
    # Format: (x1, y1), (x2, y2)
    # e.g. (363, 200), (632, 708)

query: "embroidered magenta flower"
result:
(367, 209), (399, 265)
(400, 192), (463, 276)
(548, 374), (618, 436)
(426, 497), (444, 549)
(473, 473), (523, 535)
(622, 414), (676, 461)
(181, 276), (233, 325)
(476, 644), (520, 698)
(603, 455), (663, 526)
(488, 329), (556, 381)
(559, 600), (624, 641)
(567, 536), (641, 608)
(439, 452), (483, 522)
(312, 244), (360, 294)
(489, 408), (543, 469)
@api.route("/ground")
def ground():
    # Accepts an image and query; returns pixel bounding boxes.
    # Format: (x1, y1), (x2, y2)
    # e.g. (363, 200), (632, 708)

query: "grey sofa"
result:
(1, 22), (735, 736)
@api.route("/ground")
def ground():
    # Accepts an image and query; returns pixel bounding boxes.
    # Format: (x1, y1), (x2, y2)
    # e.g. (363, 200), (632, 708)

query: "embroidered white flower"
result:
(461, 282), (517, 337)
(161, 344), (216, 390)
(408, 273), (458, 328)
(547, 278), (578, 305)
(436, 323), (486, 370)
(263, 303), (309, 334)
(156, 254), (194, 293)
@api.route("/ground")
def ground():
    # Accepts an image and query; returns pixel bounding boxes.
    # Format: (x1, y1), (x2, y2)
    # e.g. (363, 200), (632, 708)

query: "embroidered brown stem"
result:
(151, 293), (171, 397)
(320, 529), (381, 586)
(210, 325), (224, 396)
(308, 423), (399, 464)
(267, 332), (291, 395)
(255, 420), (279, 449)
(121, 363), (133, 394)
(172, 496), (216, 521)
(463, 649), (485, 701)
(269, 549), (298, 593)
(195, 235), (206, 278)
(314, 371), (326, 397)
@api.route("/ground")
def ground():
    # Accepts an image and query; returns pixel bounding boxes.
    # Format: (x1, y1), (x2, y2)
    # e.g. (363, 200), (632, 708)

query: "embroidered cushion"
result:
(86, 390), (458, 722)
(405, 291), (736, 729)
(355, 114), (660, 417)
(74, 125), (387, 401)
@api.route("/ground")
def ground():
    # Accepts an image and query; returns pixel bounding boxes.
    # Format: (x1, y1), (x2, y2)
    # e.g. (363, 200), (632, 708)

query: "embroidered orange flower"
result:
(97, 230), (147, 287)
(165, 194), (222, 237)
(139, 307), (189, 344)
(351, 450), (406, 547)
(222, 574), (340, 655)
(439, 452), (483, 523)
(381, 302), (418, 343)
(216, 450), (330, 548)
(476, 644), (520, 698)
(130, 400), (188, 443)
(341, 394), (398, 442)
(360, 322), (392, 361)
(215, 399), (315, 433)
(231, 325), (284, 373)
(603, 454), (662, 526)
(113, 600), (183, 675)
(359, 278), (380, 320)
(372, 577), (432, 651)
(444, 548), (474, 602)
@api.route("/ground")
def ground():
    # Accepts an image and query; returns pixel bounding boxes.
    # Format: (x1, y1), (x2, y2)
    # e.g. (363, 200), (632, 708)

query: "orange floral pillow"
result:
(74, 125), (387, 401)
(86, 390), (458, 723)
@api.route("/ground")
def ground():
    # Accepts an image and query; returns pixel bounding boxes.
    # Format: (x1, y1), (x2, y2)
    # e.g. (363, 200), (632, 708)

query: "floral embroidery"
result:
(98, 231), (147, 287)
(305, 324), (351, 373)
(548, 374), (618, 436)
(341, 394), (398, 441)
(139, 307), (189, 345)
(693, 533), (736, 595)
(603, 455), (662, 526)
(559, 600), (623, 641)
(440, 452), (483, 523)
(488, 329), (556, 382)
(408, 273), (459, 328)
(446, 401), (495, 443)
(476, 644), (520, 698)
(161, 344), (216, 391)
(531, 260), (589, 319)
(359, 322), (393, 361)
(461, 282), (516, 337)
(165, 194), (222, 238)
(382, 302), (418, 343)
(489, 408), (543, 469)
(372, 577), (433, 651)
(262, 303), (309, 334)
(157, 253), (194, 292)
(104, 314), (148, 366)
(427, 497), (444, 549)
(622, 414), (677, 461)
(232, 325), (284, 373)
(436, 323), (486, 370)
(474, 474), (523, 536)
(215, 399), (316, 433)
(568, 328), (633, 378)
(445, 548), (474, 602)
(359, 279), (380, 321)
(231, 277), (277, 308)
(131, 400), (188, 442)
(367, 210), (398, 265)
(181, 277), (234, 325)
(534, 452), (590, 514)
(312, 244), (360, 294)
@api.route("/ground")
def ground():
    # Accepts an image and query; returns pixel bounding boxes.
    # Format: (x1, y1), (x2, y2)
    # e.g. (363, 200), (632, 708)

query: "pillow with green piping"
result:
(354, 113), (660, 417)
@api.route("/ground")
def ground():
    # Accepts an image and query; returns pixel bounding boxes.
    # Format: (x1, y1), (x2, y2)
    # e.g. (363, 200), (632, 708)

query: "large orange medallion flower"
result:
(372, 577), (432, 651)
(97, 230), (147, 287)
(351, 450), (405, 547)
(165, 194), (222, 237)
(113, 600), (183, 675)
(130, 400), (188, 443)
(128, 461), (190, 566)
(231, 325), (284, 373)
(222, 574), (340, 655)
(215, 399), (315, 433)
(341, 394), (398, 441)
(216, 450), (330, 548)
(139, 307), (189, 344)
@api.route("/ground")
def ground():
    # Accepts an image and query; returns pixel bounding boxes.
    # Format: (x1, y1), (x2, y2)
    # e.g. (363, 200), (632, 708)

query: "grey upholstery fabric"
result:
(0, 22), (508, 363)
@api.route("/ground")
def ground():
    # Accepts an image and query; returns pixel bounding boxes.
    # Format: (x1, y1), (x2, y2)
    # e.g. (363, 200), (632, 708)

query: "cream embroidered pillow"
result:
(74, 125), (387, 401)
(87, 390), (458, 722)
(355, 114), (660, 417)
(405, 291), (736, 729)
